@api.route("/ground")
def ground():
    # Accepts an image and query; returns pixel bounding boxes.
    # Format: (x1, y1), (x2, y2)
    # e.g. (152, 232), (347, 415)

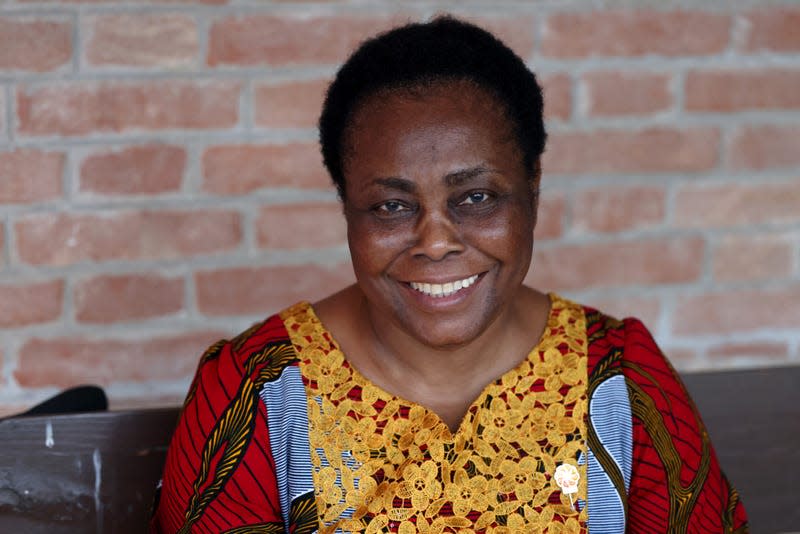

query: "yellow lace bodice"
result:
(281, 294), (589, 533)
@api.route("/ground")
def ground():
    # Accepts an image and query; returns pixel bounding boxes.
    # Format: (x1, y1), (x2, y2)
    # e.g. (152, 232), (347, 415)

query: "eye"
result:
(372, 200), (413, 218)
(459, 191), (492, 205)
(378, 200), (406, 213)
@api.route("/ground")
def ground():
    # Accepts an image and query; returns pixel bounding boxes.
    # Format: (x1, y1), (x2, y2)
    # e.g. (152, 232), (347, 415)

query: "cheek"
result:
(347, 220), (412, 275)
(462, 204), (534, 255)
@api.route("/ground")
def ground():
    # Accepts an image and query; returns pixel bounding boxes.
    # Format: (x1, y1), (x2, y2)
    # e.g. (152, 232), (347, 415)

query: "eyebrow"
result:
(370, 166), (494, 192)
(372, 177), (416, 193)
(444, 166), (494, 187)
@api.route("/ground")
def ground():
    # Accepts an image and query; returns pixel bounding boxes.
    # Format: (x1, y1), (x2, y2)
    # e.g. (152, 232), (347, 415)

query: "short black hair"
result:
(319, 16), (547, 199)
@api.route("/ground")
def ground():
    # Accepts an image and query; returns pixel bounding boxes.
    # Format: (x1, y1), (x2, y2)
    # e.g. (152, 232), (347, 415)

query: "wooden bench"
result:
(0, 366), (797, 533)
(682, 366), (800, 534)
(0, 408), (177, 533)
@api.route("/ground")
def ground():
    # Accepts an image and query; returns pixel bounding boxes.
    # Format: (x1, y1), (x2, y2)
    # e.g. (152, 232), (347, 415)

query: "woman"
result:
(152, 17), (748, 533)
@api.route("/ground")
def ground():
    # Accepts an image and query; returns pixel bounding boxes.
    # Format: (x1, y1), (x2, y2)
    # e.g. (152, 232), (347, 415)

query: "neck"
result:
(313, 284), (551, 432)
(358, 287), (546, 395)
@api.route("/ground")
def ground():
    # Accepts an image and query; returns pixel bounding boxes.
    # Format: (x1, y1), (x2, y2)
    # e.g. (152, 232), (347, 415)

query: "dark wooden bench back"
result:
(0, 367), (797, 533)
(0, 407), (178, 533)
(682, 366), (800, 533)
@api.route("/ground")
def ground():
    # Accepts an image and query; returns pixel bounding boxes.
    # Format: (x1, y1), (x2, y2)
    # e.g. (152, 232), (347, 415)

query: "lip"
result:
(407, 274), (479, 298)
(400, 272), (486, 308)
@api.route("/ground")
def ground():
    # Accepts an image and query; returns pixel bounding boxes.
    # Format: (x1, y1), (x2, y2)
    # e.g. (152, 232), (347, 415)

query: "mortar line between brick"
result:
(1, 214), (10, 271)
(1, 84), (9, 142)
(7, 53), (798, 86)
(71, 8), (81, 75)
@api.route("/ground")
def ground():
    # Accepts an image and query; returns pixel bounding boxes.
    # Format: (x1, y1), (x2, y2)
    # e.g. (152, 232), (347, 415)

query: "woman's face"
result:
(342, 80), (538, 349)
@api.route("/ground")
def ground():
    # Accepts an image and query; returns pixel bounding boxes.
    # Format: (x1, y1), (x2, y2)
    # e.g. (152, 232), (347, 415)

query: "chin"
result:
(400, 309), (499, 350)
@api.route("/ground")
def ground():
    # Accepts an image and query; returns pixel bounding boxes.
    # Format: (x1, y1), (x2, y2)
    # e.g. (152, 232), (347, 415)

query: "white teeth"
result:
(409, 274), (479, 298)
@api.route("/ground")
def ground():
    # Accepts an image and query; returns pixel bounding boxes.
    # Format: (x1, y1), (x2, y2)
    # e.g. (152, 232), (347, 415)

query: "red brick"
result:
(109, 394), (187, 411)
(15, 210), (241, 266)
(542, 73), (571, 121)
(0, 17), (72, 72)
(541, 11), (729, 58)
(85, 13), (198, 68)
(256, 203), (346, 249)
(662, 347), (700, 371)
(254, 79), (329, 129)
(686, 69), (800, 111)
(534, 192), (565, 241)
(203, 143), (331, 193)
(525, 237), (704, 291)
(74, 273), (184, 324)
(15, 330), (226, 388)
(196, 263), (355, 316)
(707, 341), (789, 362)
(17, 80), (240, 137)
(0, 403), (33, 419)
(583, 295), (662, 330)
(0, 91), (5, 138)
(728, 125), (800, 170)
(712, 234), (793, 282)
(543, 128), (719, 175)
(584, 71), (671, 116)
(0, 149), (63, 203)
(743, 8), (800, 52)
(0, 280), (63, 327)
(673, 285), (800, 335)
(208, 14), (400, 66)
(572, 186), (666, 234)
(79, 144), (185, 196)
(675, 182), (800, 228)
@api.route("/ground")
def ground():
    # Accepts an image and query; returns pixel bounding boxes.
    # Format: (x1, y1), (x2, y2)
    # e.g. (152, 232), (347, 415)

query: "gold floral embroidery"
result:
(282, 294), (589, 533)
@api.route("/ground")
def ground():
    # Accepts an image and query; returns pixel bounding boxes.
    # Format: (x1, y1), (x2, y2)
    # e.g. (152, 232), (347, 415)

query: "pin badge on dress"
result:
(554, 463), (580, 511)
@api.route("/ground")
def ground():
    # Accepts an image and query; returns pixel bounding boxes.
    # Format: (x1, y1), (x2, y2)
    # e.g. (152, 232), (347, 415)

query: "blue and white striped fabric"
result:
(585, 374), (633, 534)
(260, 366), (316, 534)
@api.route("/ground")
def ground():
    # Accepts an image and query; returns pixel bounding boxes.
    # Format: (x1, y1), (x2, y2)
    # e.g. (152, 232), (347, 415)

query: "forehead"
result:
(342, 80), (519, 169)
(347, 79), (510, 133)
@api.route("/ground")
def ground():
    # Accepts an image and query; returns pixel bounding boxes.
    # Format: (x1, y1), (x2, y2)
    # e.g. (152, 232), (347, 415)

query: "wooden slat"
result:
(0, 408), (179, 533)
(682, 366), (800, 534)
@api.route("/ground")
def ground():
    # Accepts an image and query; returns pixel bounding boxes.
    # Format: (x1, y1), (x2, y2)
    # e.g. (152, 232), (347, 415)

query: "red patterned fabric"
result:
(151, 305), (748, 533)
(585, 309), (748, 533)
(151, 315), (292, 533)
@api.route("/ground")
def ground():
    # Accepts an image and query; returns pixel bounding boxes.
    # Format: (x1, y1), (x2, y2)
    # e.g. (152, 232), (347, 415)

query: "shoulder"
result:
(151, 306), (302, 532)
(543, 296), (670, 396)
(184, 304), (306, 405)
(572, 302), (671, 384)
(575, 303), (746, 529)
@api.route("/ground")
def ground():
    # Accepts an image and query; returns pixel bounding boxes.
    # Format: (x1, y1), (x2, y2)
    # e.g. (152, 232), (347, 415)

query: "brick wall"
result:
(0, 0), (798, 414)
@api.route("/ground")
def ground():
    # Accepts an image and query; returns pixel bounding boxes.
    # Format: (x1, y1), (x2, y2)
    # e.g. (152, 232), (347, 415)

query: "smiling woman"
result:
(151, 17), (748, 534)
(334, 81), (542, 372)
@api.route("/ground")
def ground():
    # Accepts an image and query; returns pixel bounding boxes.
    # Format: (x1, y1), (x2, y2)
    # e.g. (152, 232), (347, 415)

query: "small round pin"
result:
(554, 462), (580, 510)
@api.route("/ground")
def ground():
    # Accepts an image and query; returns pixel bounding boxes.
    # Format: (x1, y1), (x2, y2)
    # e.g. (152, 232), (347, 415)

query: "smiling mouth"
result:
(408, 274), (480, 298)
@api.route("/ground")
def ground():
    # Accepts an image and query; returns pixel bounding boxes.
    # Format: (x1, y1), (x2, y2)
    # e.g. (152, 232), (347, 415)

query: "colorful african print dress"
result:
(150, 294), (748, 533)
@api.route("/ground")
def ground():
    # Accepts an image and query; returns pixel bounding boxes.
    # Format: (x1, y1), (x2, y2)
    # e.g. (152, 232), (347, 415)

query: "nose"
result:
(409, 209), (465, 261)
